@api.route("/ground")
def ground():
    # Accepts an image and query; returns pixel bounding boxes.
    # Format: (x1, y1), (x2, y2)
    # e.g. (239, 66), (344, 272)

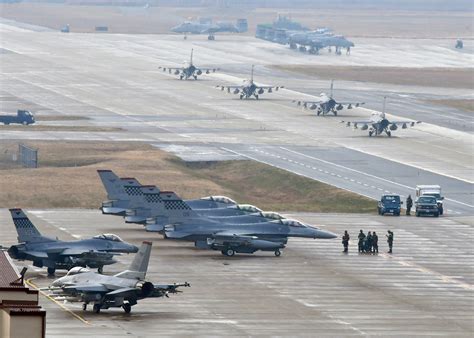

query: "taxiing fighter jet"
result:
(7, 209), (138, 275)
(293, 80), (365, 116)
(45, 241), (190, 313)
(342, 97), (421, 137)
(158, 49), (219, 80)
(216, 65), (284, 100)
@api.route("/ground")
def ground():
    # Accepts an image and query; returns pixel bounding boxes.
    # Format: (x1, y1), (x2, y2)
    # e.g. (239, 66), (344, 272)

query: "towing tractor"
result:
(416, 185), (444, 215)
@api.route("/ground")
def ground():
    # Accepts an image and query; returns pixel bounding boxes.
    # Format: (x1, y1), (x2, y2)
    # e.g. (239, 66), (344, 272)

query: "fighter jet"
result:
(216, 65), (284, 100)
(158, 49), (219, 80)
(98, 170), (238, 223)
(7, 209), (138, 275)
(342, 97), (421, 137)
(171, 18), (247, 40)
(126, 188), (337, 256)
(293, 80), (365, 116)
(288, 32), (354, 55)
(45, 241), (190, 313)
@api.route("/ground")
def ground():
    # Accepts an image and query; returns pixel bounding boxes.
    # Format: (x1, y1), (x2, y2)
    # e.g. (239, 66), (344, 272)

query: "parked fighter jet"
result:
(7, 209), (138, 275)
(45, 242), (190, 313)
(342, 97), (421, 137)
(216, 65), (284, 100)
(158, 49), (219, 80)
(128, 188), (336, 256)
(171, 18), (247, 40)
(98, 170), (238, 224)
(293, 80), (365, 116)
(288, 31), (354, 55)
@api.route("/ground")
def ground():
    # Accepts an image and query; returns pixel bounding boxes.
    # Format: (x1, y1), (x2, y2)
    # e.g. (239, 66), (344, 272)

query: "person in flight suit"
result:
(366, 231), (373, 253)
(358, 230), (366, 253)
(372, 231), (379, 254)
(342, 231), (350, 253)
(386, 230), (394, 253)
(406, 195), (413, 216)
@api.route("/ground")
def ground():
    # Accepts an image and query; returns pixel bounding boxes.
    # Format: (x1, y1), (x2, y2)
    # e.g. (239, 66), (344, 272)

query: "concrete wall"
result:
(0, 290), (38, 302)
(10, 315), (44, 338)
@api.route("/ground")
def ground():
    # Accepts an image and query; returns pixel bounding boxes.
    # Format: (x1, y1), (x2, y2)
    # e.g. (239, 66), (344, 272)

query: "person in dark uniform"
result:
(372, 231), (378, 253)
(366, 231), (373, 253)
(342, 230), (350, 253)
(386, 230), (394, 253)
(358, 230), (366, 253)
(406, 195), (413, 216)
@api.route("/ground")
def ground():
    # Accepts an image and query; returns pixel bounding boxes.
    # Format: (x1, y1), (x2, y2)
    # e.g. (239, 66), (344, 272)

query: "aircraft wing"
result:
(255, 85), (284, 92)
(105, 287), (138, 299)
(63, 284), (109, 294)
(389, 120), (422, 128)
(196, 67), (219, 74)
(336, 102), (365, 109)
(341, 120), (375, 130)
(59, 248), (115, 257)
(158, 66), (183, 75)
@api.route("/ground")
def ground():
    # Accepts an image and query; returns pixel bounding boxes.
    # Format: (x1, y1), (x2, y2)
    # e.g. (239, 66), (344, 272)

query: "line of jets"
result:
(158, 49), (421, 137)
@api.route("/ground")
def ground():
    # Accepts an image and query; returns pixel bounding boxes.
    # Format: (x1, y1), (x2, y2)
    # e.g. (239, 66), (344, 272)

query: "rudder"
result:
(9, 209), (47, 243)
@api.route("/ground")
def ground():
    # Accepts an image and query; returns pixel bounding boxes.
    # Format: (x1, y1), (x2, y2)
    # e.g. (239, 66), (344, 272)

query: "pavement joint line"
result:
(278, 146), (474, 209)
(26, 278), (91, 325)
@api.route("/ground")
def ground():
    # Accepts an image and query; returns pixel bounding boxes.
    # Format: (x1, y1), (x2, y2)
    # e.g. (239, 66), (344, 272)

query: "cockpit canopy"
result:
(201, 195), (237, 205)
(280, 219), (308, 228)
(93, 233), (124, 242)
(235, 204), (262, 213)
(65, 266), (90, 276)
(260, 211), (284, 220)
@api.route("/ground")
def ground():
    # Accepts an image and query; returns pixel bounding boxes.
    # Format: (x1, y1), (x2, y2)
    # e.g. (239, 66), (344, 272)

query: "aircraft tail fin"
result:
(251, 64), (254, 82)
(330, 79), (334, 98)
(97, 170), (121, 200)
(190, 48), (194, 65)
(9, 209), (51, 243)
(115, 241), (152, 280)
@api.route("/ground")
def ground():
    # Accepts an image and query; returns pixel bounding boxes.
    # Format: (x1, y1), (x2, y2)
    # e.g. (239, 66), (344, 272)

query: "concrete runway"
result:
(0, 208), (472, 336)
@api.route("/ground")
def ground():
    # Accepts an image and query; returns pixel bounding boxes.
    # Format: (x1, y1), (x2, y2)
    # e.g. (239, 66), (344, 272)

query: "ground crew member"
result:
(372, 231), (378, 253)
(358, 230), (365, 253)
(406, 195), (413, 216)
(366, 231), (373, 253)
(386, 230), (394, 253)
(342, 231), (350, 253)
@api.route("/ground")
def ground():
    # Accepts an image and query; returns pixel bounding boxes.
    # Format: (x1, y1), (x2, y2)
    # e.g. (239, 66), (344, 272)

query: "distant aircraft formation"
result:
(98, 170), (337, 257)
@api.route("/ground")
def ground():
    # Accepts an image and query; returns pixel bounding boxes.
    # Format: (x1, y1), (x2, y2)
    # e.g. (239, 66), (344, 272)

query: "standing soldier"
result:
(342, 230), (350, 253)
(386, 230), (394, 253)
(406, 195), (413, 216)
(366, 231), (373, 253)
(372, 231), (378, 254)
(358, 230), (366, 253)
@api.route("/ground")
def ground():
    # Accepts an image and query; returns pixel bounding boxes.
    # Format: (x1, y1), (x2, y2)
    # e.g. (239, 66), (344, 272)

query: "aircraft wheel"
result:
(123, 303), (132, 314)
(333, 111), (337, 116)
(82, 303), (87, 311)
(274, 249), (281, 257)
(255, 95), (259, 100)
(47, 267), (56, 275)
(239, 95), (243, 100)
(93, 304), (101, 313)
(225, 248), (235, 257)
(369, 131), (373, 137)
(387, 131), (392, 137)
(98, 266), (103, 274)
(193, 75), (197, 80)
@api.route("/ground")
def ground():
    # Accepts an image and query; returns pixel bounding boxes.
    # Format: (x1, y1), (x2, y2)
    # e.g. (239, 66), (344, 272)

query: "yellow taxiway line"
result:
(26, 278), (91, 325)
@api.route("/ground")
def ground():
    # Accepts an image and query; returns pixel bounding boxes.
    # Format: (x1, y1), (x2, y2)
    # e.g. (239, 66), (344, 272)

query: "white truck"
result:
(416, 185), (444, 215)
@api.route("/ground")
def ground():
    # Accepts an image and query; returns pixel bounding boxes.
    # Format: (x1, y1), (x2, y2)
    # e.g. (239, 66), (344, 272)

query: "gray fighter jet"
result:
(342, 97), (421, 137)
(293, 80), (365, 116)
(7, 209), (138, 275)
(216, 65), (284, 100)
(171, 18), (247, 40)
(98, 170), (238, 223)
(288, 32), (354, 55)
(127, 188), (337, 256)
(158, 49), (219, 80)
(46, 241), (190, 313)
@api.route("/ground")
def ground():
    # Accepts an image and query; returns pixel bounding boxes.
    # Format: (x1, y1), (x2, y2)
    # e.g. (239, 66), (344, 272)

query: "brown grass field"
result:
(273, 65), (474, 89)
(0, 140), (374, 212)
(425, 99), (474, 112)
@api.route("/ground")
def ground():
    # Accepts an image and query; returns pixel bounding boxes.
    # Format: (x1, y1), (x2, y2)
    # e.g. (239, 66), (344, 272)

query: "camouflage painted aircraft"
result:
(158, 49), (219, 80)
(293, 80), (365, 116)
(342, 97), (421, 137)
(7, 209), (138, 275)
(171, 18), (247, 40)
(216, 65), (284, 100)
(45, 242), (190, 313)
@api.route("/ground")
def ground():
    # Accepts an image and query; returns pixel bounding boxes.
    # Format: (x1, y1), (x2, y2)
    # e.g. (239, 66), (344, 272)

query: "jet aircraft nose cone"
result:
(130, 244), (139, 253)
(315, 229), (338, 239)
